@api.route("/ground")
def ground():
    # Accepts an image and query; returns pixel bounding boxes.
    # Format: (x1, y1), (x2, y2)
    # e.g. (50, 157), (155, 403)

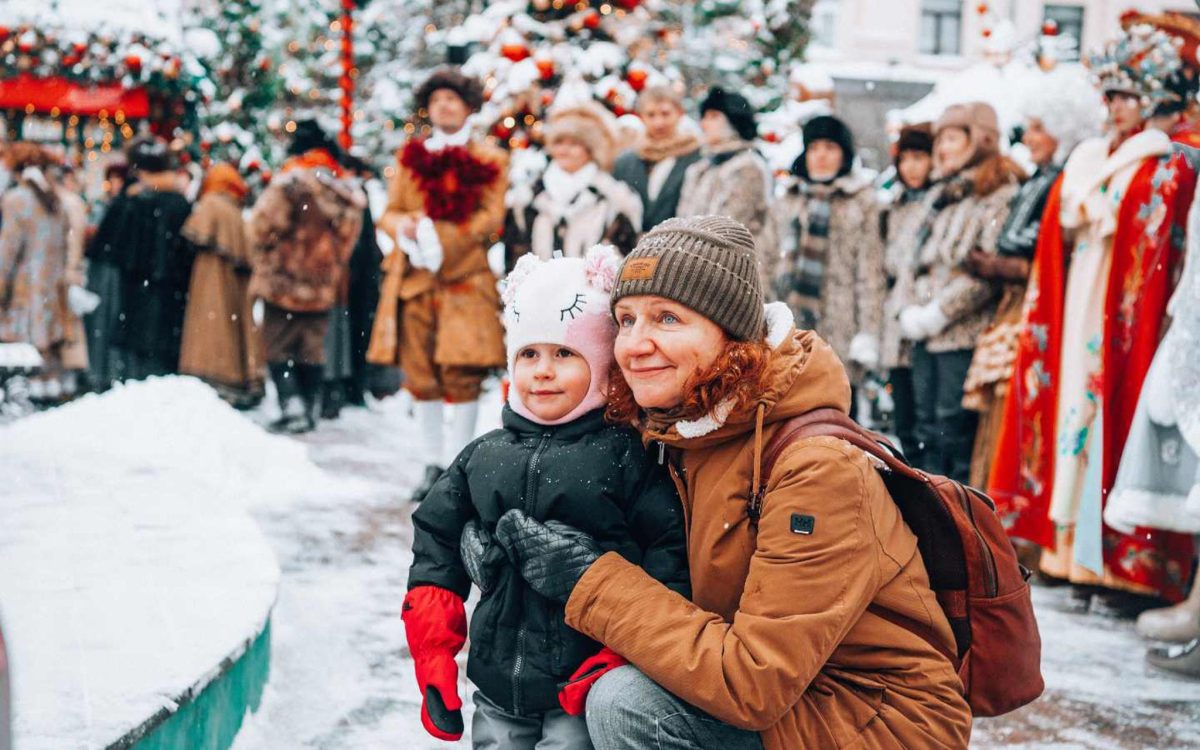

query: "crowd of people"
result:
(3, 14), (1200, 743)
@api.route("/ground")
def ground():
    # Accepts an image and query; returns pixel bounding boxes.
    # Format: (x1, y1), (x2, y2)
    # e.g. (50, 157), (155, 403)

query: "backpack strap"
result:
(753, 409), (958, 667)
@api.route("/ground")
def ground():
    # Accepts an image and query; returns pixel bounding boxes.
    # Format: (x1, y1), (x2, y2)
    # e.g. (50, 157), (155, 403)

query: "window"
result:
(920, 0), (962, 56)
(1044, 4), (1085, 61)
(810, 0), (839, 50)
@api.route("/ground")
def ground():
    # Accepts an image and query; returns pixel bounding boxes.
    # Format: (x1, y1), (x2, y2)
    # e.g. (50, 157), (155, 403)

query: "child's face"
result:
(513, 344), (592, 422)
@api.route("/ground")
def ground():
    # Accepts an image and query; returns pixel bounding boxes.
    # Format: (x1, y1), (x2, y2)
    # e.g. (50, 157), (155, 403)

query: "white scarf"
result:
(541, 162), (598, 215)
(425, 125), (472, 153)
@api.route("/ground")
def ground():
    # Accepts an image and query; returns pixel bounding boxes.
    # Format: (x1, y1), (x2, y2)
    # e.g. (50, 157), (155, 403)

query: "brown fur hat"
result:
(415, 67), (485, 113)
(544, 103), (617, 170)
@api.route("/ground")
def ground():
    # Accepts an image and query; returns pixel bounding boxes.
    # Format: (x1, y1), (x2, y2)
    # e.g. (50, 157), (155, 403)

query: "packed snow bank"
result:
(0, 377), (356, 750)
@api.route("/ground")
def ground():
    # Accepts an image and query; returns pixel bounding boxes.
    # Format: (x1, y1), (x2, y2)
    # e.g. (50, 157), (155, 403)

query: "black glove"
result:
(494, 509), (602, 603)
(460, 519), (507, 594)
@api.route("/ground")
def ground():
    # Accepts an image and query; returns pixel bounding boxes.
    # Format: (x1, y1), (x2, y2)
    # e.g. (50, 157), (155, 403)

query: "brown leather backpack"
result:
(755, 408), (1044, 717)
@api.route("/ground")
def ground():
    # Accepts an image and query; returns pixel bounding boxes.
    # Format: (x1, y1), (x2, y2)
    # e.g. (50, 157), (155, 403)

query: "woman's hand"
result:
(494, 509), (601, 603)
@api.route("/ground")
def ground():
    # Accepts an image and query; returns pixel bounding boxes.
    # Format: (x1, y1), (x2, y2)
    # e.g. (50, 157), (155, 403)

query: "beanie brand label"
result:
(621, 257), (659, 281)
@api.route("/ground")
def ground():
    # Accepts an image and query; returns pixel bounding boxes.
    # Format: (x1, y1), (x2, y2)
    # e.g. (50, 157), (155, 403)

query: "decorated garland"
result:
(0, 25), (200, 100)
(399, 139), (501, 224)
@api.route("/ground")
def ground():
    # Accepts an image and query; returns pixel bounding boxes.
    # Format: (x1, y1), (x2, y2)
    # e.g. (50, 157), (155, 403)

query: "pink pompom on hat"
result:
(503, 244), (622, 426)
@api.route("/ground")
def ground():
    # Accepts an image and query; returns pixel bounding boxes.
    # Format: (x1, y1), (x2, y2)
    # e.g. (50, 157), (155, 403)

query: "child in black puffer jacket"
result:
(403, 245), (689, 747)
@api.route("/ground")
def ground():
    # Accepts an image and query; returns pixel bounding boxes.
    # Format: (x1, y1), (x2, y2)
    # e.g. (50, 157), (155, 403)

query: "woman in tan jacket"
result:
(493, 216), (972, 749)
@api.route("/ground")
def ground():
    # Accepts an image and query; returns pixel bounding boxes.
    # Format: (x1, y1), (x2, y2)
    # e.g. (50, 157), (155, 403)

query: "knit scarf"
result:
(637, 132), (701, 163)
(779, 182), (833, 330)
(400, 138), (501, 224)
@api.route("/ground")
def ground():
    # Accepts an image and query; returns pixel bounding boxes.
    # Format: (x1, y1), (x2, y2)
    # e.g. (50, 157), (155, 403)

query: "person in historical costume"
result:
(1122, 10), (1200, 148)
(341, 155), (386, 408)
(960, 69), (1102, 489)
(249, 121), (365, 434)
(1135, 180), (1200, 676)
(879, 124), (935, 457)
(86, 137), (193, 386)
(178, 163), (264, 409)
(0, 143), (72, 403)
(898, 102), (1021, 481)
(989, 24), (1197, 609)
(611, 85), (702, 233)
(367, 67), (509, 502)
(503, 102), (641, 268)
(54, 164), (94, 400)
(676, 86), (778, 296)
(772, 115), (883, 410)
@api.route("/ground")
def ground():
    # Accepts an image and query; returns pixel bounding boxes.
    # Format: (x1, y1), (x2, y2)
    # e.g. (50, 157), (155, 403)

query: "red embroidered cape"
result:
(399, 139), (501, 224)
(989, 152), (1196, 600)
(987, 177), (1063, 549)
(1100, 150), (1195, 600)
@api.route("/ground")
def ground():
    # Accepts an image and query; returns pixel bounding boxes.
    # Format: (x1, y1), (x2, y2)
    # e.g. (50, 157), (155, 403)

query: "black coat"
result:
(612, 147), (701, 233)
(89, 186), (193, 367)
(408, 406), (689, 715)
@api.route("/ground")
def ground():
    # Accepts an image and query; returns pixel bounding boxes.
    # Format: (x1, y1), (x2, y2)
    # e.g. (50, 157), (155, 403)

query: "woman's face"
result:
(1022, 118), (1059, 167)
(805, 139), (844, 182)
(613, 295), (728, 410)
(548, 137), (592, 173)
(897, 150), (932, 190)
(934, 127), (972, 175)
(1105, 91), (1144, 137)
(700, 110), (735, 147)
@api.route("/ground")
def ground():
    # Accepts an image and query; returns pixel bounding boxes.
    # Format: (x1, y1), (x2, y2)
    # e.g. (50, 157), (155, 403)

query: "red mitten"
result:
(402, 586), (467, 741)
(557, 646), (629, 716)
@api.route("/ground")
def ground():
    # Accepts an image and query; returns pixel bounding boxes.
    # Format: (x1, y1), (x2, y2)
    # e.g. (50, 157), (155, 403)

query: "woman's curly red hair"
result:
(605, 339), (774, 426)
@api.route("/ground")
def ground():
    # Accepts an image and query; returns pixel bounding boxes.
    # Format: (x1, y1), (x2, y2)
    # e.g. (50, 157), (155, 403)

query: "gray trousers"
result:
(585, 666), (763, 750)
(472, 690), (593, 750)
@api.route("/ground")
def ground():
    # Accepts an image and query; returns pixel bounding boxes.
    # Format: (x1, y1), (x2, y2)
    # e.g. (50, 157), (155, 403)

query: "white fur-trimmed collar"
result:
(674, 302), (794, 439)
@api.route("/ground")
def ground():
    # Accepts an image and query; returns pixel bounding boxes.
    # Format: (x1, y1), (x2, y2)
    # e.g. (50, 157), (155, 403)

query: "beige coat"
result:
(179, 191), (264, 392)
(912, 158), (1019, 354)
(677, 144), (779, 297)
(566, 320), (972, 750)
(772, 171), (884, 378)
(0, 182), (70, 355)
(368, 139), (508, 369)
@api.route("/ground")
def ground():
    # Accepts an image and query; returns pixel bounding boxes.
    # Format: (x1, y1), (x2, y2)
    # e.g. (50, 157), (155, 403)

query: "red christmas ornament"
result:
(259, 57), (272, 71)
(762, 131), (780, 144)
(17, 38), (33, 54)
(62, 54), (80, 67)
(246, 160), (261, 172)
(615, 0), (640, 9)
(981, 28), (992, 39)
(73, 41), (86, 54)
(501, 42), (531, 63)
(535, 56), (555, 80)
(0, 27), (10, 42)
(493, 122), (513, 139)
(626, 68), (649, 92)
(1041, 19), (1058, 36)
(124, 54), (142, 72)
(583, 11), (601, 30)
(541, 90), (554, 107)
(975, 3), (988, 14)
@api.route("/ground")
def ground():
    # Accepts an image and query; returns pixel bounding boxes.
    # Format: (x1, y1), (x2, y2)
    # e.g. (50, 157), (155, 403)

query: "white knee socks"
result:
(413, 399), (445, 468)
(444, 400), (480, 467)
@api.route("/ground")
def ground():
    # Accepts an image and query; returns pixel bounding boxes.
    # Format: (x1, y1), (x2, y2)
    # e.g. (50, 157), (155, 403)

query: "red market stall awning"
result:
(0, 74), (149, 118)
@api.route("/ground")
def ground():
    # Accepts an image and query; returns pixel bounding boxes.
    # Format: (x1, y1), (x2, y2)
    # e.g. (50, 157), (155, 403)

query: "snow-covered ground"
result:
(0, 379), (286, 749)
(4, 378), (1199, 748)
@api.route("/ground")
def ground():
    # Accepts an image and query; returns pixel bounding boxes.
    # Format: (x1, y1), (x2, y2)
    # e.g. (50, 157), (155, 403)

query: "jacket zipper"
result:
(955, 483), (998, 597)
(512, 431), (552, 715)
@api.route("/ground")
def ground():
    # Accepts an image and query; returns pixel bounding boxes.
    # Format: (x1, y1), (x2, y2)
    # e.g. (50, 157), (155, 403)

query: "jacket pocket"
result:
(806, 668), (885, 748)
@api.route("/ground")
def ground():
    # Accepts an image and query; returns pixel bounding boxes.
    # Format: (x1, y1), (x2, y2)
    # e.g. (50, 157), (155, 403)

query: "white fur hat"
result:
(502, 244), (622, 425)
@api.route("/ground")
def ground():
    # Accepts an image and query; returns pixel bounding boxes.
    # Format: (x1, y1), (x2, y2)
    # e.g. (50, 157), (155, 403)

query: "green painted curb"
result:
(105, 618), (272, 750)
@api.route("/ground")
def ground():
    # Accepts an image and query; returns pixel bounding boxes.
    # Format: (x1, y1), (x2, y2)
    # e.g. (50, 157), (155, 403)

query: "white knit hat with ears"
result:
(502, 244), (623, 426)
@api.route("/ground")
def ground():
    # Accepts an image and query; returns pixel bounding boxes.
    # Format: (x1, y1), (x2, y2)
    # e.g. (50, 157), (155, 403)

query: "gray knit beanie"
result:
(610, 215), (765, 341)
